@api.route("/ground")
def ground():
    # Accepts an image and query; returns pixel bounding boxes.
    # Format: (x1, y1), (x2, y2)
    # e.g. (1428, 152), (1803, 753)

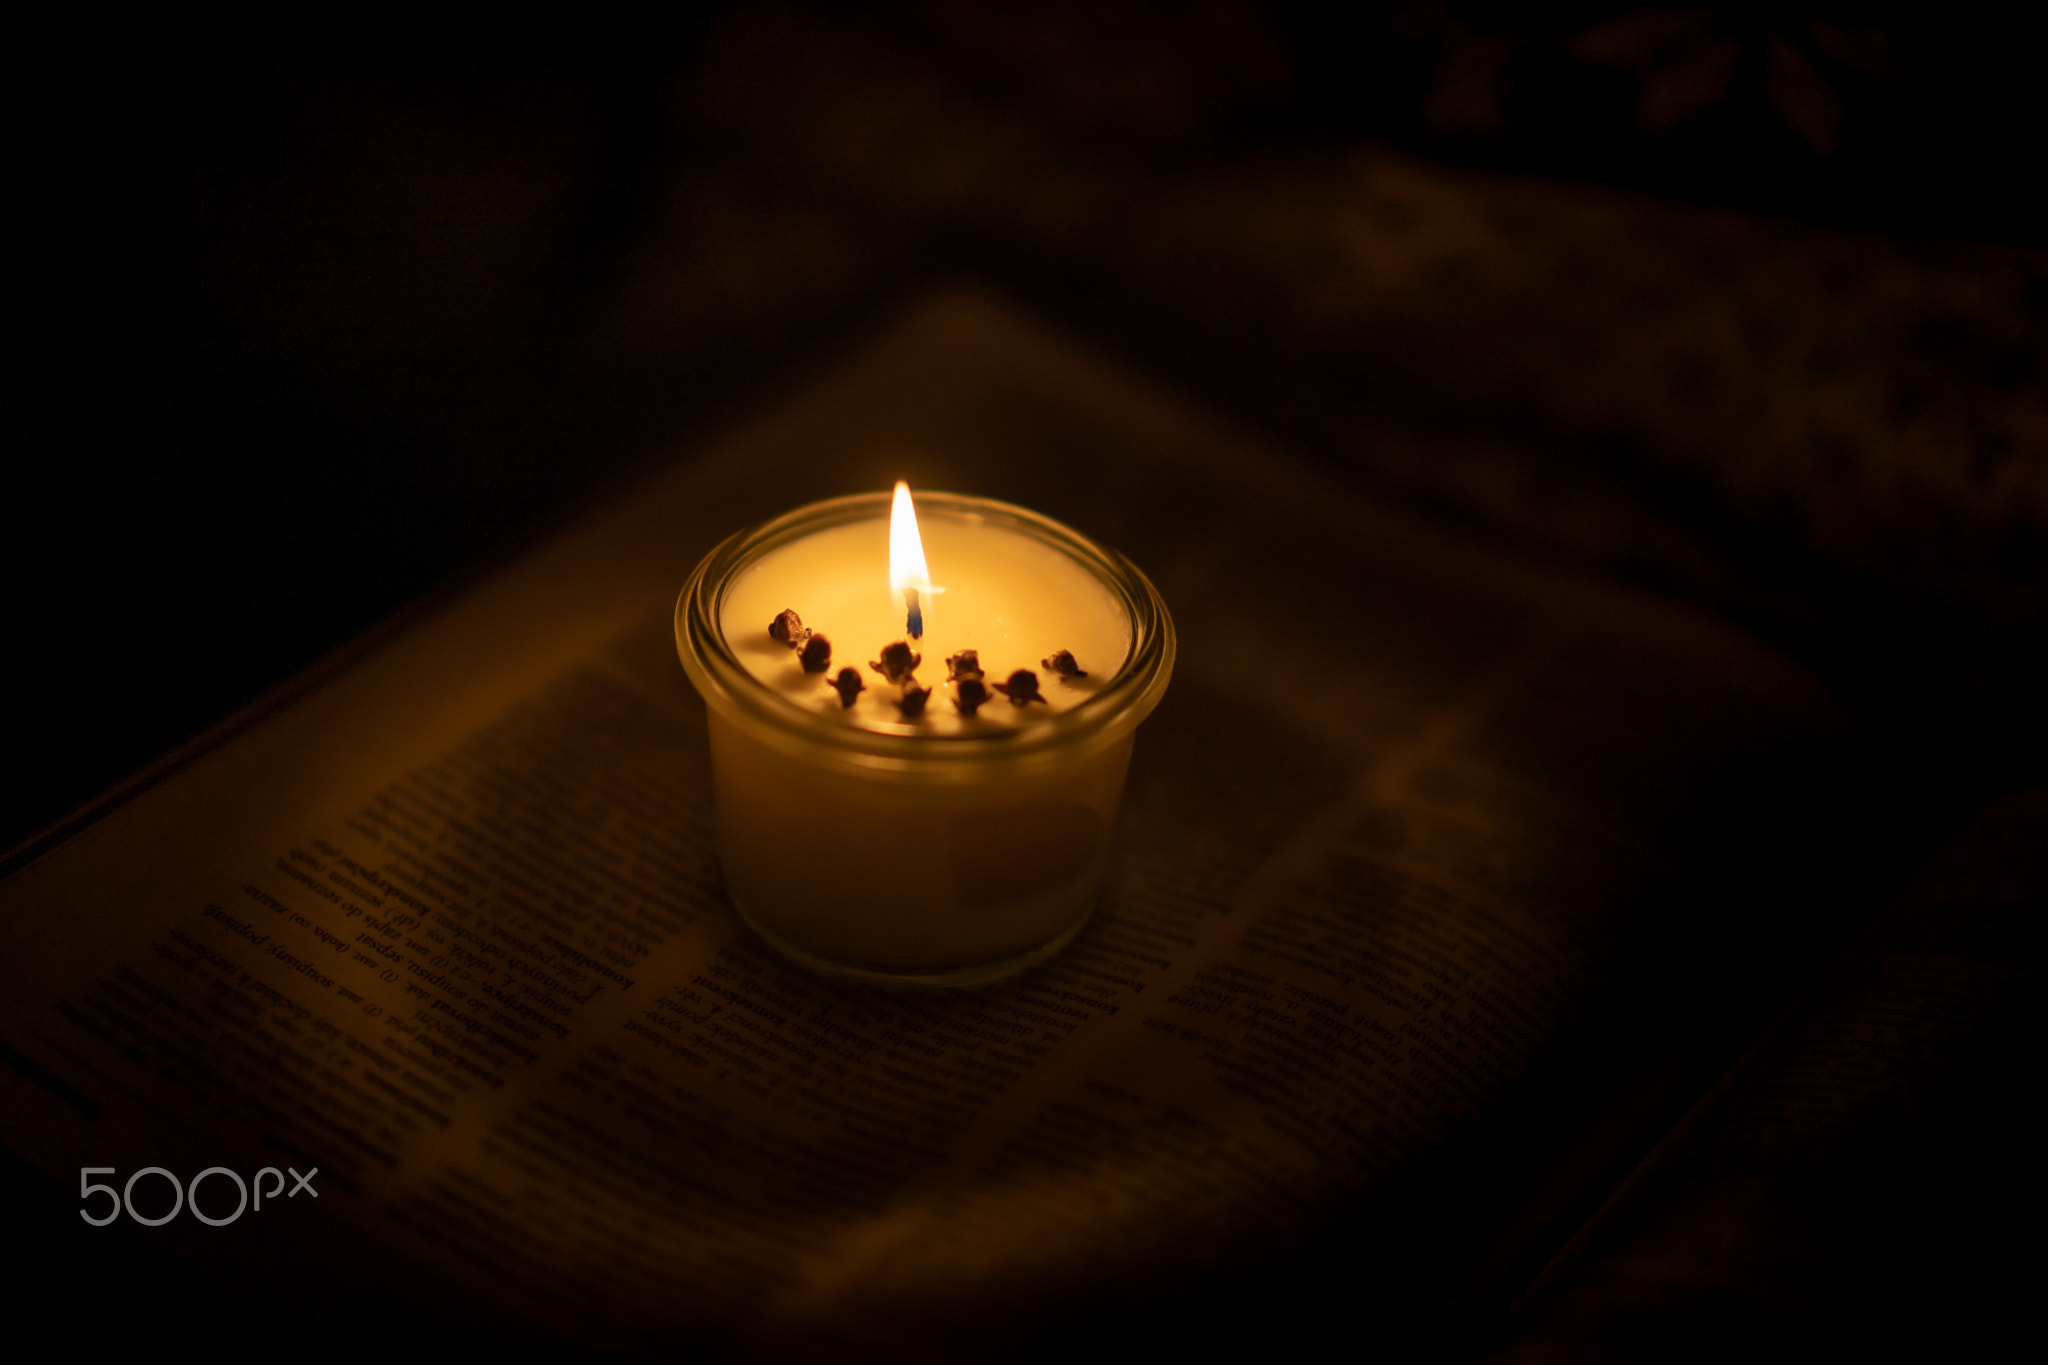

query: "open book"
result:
(2, 292), (2031, 1360)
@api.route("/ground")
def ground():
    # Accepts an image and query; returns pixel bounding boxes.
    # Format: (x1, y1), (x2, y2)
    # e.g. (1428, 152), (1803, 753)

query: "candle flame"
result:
(890, 481), (933, 637)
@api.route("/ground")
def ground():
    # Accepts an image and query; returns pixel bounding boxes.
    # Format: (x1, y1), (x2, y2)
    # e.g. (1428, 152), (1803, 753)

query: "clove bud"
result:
(991, 669), (1046, 705)
(831, 666), (865, 707)
(870, 640), (922, 684)
(769, 608), (810, 648)
(1041, 649), (1087, 680)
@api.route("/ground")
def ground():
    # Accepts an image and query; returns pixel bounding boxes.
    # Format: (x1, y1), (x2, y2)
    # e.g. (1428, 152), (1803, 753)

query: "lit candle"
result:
(676, 487), (1174, 986)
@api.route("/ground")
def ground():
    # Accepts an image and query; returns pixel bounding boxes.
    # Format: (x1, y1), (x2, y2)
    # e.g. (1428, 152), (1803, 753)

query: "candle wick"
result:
(904, 587), (923, 640)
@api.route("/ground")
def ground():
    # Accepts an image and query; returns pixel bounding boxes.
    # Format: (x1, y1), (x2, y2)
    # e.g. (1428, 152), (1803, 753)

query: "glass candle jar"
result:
(675, 490), (1174, 986)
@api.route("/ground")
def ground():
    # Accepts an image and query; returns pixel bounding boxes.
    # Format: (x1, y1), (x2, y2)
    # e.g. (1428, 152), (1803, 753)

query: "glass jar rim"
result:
(676, 491), (1175, 778)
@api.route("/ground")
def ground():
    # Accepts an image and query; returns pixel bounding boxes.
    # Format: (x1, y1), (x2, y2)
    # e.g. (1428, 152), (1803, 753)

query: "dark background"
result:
(8, 2), (2042, 854)
(5, 3), (2043, 1358)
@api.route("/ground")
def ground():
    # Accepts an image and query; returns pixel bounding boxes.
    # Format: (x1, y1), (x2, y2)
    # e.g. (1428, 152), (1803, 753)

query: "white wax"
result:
(720, 515), (1131, 731)
(707, 714), (1132, 975)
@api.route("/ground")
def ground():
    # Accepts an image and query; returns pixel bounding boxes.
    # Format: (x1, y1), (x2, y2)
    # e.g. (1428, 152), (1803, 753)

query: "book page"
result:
(0, 291), (1851, 1359)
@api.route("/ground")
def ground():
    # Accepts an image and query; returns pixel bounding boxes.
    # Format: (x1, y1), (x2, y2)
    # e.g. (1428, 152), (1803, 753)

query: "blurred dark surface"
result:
(5, 3), (2043, 1358)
